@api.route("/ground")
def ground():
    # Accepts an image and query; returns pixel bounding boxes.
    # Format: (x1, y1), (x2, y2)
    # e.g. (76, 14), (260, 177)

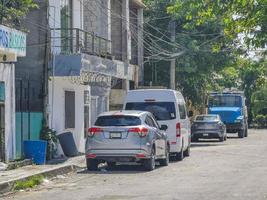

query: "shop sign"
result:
(0, 25), (26, 57)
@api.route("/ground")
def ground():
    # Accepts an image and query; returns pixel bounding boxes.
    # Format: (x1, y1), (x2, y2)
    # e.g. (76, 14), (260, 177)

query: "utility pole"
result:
(169, 20), (176, 90)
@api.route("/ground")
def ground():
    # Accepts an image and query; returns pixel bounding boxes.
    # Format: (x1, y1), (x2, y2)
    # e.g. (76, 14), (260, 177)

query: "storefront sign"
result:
(0, 25), (26, 57)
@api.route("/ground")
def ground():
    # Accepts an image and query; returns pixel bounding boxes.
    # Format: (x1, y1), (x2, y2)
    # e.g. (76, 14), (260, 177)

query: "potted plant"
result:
(40, 126), (58, 160)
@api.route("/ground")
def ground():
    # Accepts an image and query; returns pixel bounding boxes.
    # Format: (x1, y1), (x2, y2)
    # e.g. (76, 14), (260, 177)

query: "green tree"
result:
(168, 0), (267, 52)
(0, 0), (37, 27)
(143, 0), (234, 106)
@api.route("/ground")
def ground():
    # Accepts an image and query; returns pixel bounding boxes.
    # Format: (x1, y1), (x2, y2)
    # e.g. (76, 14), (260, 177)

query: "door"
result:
(178, 103), (190, 150)
(0, 103), (5, 162)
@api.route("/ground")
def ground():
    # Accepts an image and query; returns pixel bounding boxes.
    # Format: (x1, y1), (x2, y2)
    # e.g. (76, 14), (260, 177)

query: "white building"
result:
(48, 0), (145, 154)
(0, 25), (26, 162)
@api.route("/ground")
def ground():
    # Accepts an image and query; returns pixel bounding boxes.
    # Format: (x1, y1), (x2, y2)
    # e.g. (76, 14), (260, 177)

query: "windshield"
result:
(208, 95), (242, 107)
(95, 116), (141, 126)
(125, 102), (176, 121)
(196, 115), (218, 121)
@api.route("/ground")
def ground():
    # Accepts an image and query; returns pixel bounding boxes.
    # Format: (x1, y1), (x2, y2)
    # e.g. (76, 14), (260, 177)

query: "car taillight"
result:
(128, 127), (148, 137)
(176, 123), (181, 137)
(88, 127), (102, 137)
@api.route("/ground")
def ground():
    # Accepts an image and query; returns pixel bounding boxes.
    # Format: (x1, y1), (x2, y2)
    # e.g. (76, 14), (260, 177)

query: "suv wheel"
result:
(159, 145), (169, 166)
(144, 147), (156, 171)
(86, 159), (99, 171)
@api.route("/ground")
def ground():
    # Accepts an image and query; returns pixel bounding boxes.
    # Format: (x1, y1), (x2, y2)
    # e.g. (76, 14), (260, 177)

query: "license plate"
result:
(110, 132), (122, 139)
(203, 133), (209, 137)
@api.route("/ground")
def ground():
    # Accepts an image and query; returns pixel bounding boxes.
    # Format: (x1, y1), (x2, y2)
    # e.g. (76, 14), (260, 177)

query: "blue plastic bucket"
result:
(23, 140), (47, 165)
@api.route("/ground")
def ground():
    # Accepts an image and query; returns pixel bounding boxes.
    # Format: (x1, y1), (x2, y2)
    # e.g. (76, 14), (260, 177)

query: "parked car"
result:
(191, 114), (227, 142)
(123, 89), (192, 161)
(85, 110), (169, 171)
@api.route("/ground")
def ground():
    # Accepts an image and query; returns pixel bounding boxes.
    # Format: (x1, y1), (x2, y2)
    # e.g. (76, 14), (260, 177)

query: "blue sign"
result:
(0, 25), (26, 57)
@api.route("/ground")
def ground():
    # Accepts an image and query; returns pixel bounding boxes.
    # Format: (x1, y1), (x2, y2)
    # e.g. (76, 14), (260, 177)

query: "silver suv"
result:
(85, 111), (169, 171)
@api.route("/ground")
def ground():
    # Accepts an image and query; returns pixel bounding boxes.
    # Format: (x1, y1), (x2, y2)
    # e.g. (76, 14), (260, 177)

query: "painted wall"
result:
(48, 77), (90, 154)
(0, 63), (15, 162)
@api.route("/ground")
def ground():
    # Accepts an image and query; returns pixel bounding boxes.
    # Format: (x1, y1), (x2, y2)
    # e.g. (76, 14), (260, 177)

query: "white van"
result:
(123, 89), (192, 161)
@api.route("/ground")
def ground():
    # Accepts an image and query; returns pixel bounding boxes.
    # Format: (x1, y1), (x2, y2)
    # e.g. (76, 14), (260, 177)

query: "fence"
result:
(52, 28), (112, 57)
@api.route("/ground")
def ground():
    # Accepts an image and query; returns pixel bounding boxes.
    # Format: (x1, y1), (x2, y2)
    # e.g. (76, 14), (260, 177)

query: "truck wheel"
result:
(86, 159), (99, 171)
(238, 129), (245, 138)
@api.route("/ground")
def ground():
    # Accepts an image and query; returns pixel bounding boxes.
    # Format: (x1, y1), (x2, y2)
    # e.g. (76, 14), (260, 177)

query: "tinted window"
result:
(95, 116), (141, 126)
(125, 102), (176, 121)
(208, 95), (242, 107)
(178, 104), (187, 119)
(145, 115), (158, 128)
(196, 115), (218, 121)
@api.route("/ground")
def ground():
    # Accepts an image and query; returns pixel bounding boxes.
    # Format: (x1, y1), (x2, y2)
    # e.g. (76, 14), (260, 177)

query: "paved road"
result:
(3, 129), (267, 200)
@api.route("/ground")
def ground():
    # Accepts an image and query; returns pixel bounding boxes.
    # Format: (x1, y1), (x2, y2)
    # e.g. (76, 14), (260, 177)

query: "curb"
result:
(0, 164), (82, 195)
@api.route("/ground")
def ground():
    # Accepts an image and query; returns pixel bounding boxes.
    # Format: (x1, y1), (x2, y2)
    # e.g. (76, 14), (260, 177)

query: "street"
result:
(3, 129), (267, 200)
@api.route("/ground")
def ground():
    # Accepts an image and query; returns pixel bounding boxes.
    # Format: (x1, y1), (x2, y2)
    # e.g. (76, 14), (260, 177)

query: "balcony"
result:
(52, 28), (112, 57)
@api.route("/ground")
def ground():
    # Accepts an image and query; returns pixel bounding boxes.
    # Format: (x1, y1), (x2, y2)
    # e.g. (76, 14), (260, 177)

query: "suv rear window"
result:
(95, 115), (141, 126)
(125, 102), (176, 121)
(196, 115), (218, 121)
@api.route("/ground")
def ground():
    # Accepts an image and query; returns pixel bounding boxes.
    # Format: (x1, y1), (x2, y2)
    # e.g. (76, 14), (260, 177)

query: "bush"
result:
(254, 115), (267, 128)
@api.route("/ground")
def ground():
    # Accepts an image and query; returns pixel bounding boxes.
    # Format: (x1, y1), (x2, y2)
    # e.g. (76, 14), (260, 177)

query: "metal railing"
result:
(52, 28), (112, 57)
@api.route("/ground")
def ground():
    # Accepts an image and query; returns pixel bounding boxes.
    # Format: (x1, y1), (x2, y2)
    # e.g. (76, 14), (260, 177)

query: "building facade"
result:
(11, 0), (144, 158)
(48, 0), (144, 154)
(0, 25), (26, 162)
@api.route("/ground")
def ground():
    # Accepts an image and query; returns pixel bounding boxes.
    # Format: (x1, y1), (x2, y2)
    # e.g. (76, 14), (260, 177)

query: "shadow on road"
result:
(77, 164), (156, 174)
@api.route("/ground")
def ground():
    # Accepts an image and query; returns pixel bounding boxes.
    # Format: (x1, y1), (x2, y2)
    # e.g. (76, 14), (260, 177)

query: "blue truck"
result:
(207, 91), (248, 138)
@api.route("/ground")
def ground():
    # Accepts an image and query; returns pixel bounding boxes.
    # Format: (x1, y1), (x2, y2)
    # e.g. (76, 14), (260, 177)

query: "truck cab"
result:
(207, 91), (248, 138)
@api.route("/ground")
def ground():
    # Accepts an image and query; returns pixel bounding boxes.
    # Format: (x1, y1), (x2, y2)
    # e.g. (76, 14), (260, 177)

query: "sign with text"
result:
(0, 25), (26, 57)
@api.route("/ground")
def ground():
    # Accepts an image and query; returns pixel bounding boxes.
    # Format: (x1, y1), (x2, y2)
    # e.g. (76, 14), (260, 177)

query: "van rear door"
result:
(125, 101), (177, 144)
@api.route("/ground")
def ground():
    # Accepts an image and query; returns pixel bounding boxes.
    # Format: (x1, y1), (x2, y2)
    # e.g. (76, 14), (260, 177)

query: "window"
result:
(95, 116), (141, 126)
(145, 115), (158, 128)
(125, 102), (176, 121)
(208, 95), (242, 107)
(60, 0), (73, 53)
(195, 115), (218, 121)
(65, 91), (75, 128)
(178, 104), (187, 119)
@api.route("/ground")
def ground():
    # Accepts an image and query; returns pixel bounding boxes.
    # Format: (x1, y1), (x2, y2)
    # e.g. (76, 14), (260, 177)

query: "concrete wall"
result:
(83, 0), (111, 40)
(48, 77), (90, 154)
(0, 63), (15, 162)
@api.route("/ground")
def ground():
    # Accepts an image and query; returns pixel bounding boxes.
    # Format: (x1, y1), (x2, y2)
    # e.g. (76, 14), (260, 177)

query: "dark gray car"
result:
(85, 111), (169, 171)
(191, 114), (226, 142)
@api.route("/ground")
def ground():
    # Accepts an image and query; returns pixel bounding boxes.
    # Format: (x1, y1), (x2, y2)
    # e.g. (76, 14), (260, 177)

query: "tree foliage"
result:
(143, 0), (234, 106)
(0, 0), (37, 27)
(168, 0), (267, 53)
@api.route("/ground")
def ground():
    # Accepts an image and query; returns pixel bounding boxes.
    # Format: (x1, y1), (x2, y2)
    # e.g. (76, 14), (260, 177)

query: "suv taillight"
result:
(176, 123), (181, 137)
(88, 127), (102, 137)
(128, 127), (148, 137)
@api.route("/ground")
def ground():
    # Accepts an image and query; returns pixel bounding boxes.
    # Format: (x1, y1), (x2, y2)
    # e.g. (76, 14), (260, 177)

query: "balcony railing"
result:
(52, 28), (112, 57)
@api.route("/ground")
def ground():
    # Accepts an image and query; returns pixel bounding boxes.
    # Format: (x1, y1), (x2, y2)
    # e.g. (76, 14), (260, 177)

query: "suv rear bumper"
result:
(86, 149), (151, 162)
(192, 129), (223, 139)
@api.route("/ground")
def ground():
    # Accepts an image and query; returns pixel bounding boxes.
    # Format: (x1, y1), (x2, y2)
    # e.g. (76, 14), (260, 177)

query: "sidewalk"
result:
(0, 155), (85, 195)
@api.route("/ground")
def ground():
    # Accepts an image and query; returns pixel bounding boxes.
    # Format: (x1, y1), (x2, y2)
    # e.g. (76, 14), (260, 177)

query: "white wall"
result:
(48, 77), (90, 154)
(0, 63), (15, 162)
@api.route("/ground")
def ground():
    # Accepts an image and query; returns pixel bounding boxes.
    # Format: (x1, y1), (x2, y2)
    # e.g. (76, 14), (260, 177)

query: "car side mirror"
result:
(188, 110), (194, 117)
(160, 125), (168, 131)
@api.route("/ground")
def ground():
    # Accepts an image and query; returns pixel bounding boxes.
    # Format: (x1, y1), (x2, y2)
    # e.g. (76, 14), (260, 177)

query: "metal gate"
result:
(15, 78), (44, 159)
